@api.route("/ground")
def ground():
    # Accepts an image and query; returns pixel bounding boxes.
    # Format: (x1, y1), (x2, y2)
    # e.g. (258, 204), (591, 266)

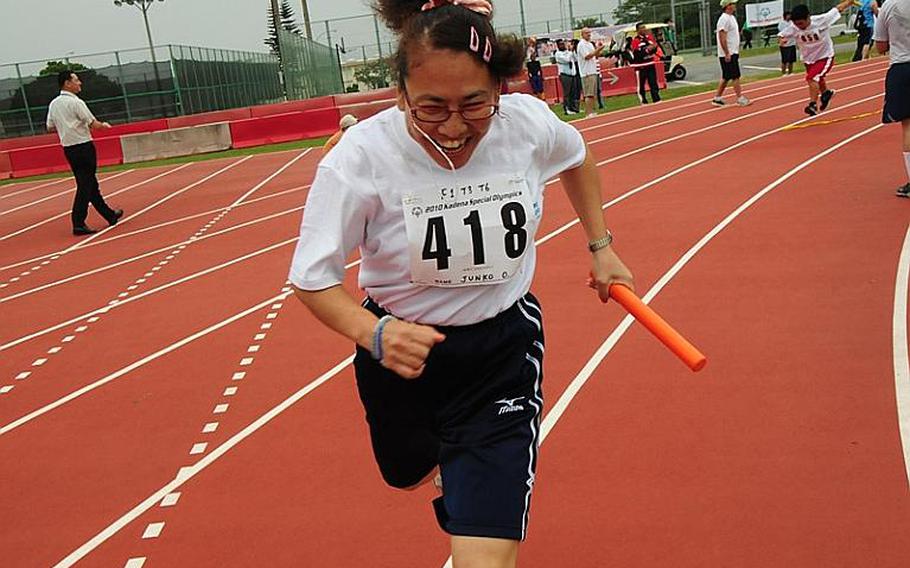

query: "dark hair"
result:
(57, 70), (75, 89)
(791, 4), (810, 21)
(663, 17), (672, 23)
(635, 21), (645, 29)
(783, 10), (791, 17)
(374, 0), (524, 86)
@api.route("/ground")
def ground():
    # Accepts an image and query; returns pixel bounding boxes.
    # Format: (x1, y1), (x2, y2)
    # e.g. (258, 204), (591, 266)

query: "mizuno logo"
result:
(496, 397), (525, 415)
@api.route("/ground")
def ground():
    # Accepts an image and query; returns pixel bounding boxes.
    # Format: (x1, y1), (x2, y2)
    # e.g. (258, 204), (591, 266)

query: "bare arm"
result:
(90, 119), (112, 129)
(558, 147), (634, 301)
(876, 40), (889, 54)
(836, 0), (854, 13)
(294, 284), (445, 379)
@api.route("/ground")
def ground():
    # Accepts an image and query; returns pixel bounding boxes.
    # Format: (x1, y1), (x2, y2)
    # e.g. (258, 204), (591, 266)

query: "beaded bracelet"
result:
(371, 315), (395, 361)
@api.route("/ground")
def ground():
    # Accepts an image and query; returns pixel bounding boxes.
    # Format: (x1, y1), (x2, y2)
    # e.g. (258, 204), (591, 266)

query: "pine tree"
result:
(265, 0), (301, 54)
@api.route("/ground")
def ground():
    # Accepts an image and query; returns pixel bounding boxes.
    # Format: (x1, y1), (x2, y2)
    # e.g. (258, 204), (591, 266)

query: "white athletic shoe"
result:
(736, 96), (751, 106)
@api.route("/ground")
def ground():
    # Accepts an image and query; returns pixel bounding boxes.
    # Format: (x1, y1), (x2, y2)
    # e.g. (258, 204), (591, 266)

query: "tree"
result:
(575, 17), (607, 28)
(354, 59), (391, 90)
(265, 0), (302, 54)
(39, 61), (89, 76)
(613, 0), (671, 25)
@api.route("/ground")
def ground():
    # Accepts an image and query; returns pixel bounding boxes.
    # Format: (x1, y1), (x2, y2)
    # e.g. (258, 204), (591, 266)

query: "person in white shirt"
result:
(576, 27), (608, 117)
(46, 70), (123, 236)
(289, 0), (634, 565)
(554, 39), (579, 114)
(778, 0), (854, 116)
(874, 0), (910, 197)
(713, 0), (752, 107)
(778, 11), (798, 74)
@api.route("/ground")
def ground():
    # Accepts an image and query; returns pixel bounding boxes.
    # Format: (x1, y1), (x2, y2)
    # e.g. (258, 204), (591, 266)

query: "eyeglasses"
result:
(404, 91), (499, 124)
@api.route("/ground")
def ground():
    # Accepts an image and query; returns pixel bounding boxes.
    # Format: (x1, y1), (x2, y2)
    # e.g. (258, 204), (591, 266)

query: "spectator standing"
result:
(576, 27), (608, 117)
(554, 39), (579, 114)
(323, 114), (359, 153)
(46, 70), (123, 236)
(873, 0), (910, 197)
(712, 0), (751, 107)
(779, 11), (798, 74)
(853, 0), (880, 60)
(630, 23), (662, 104)
(526, 36), (545, 100)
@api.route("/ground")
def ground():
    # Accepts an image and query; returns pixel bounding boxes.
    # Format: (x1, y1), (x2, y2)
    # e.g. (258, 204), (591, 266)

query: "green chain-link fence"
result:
(278, 29), (344, 100)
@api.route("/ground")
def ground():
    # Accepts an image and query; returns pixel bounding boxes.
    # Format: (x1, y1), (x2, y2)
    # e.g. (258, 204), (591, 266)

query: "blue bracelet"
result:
(371, 315), (394, 361)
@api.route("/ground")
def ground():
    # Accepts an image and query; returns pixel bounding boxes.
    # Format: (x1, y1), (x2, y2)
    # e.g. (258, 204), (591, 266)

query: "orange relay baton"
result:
(608, 284), (707, 372)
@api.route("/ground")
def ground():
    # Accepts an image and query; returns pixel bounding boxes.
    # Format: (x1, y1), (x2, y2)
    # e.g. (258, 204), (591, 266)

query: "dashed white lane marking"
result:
(51, 354), (354, 567)
(140, 523), (164, 539)
(892, 223), (910, 489)
(75, 326), (88, 333)
(160, 493), (181, 508)
(62, 336), (75, 343)
(254, 333), (266, 341)
(213, 404), (229, 414)
(87, 317), (100, 323)
(260, 323), (272, 330)
(202, 423), (218, 434)
(265, 312), (277, 319)
(189, 443), (207, 455)
(223, 387), (238, 396)
(15, 372), (30, 380)
(123, 558), (146, 568)
(32, 358), (47, 366)
(232, 372), (246, 381)
(239, 358), (254, 366)
(47, 347), (61, 354)
(247, 345), (260, 353)
(0, 386), (13, 394)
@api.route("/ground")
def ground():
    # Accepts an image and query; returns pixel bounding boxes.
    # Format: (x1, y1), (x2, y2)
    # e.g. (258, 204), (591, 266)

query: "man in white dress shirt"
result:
(46, 71), (123, 236)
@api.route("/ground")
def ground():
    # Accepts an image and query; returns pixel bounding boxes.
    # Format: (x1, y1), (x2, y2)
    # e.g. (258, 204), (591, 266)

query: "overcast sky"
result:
(0, 0), (619, 66)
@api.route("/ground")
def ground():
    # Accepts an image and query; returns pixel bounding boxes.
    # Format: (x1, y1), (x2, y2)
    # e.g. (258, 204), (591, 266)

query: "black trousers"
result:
(63, 141), (115, 228)
(637, 64), (661, 104)
(559, 73), (579, 112)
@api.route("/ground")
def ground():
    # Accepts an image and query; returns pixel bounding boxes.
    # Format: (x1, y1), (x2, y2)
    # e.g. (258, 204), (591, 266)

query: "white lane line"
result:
(743, 65), (780, 71)
(52, 353), (354, 568)
(15, 372), (30, 380)
(140, 523), (164, 539)
(123, 558), (145, 568)
(223, 387), (238, 396)
(189, 443), (207, 455)
(892, 223), (910, 489)
(213, 404), (229, 414)
(539, 92), (883, 247)
(0, 176), (70, 201)
(0, 385), (13, 394)
(0, 293), (288, 436)
(574, 58), (888, 134)
(202, 423), (218, 434)
(0, 164), (192, 242)
(674, 80), (705, 86)
(0, 170), (134, 217)
(1, 204), (304, 298)
(232, 372), (246, 381)
(32, 358), (47, 366)
(239, 358), (254, 366)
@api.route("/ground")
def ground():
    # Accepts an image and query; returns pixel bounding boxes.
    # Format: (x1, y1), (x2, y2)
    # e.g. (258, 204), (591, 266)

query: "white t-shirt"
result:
(46, 91), (95, 147)
(873, 0), (910, 64)
(288, 94), (587, 326)
(576, 39), (599, 77)
(778, 8), (842, 63)
(716, 13), (741, 57)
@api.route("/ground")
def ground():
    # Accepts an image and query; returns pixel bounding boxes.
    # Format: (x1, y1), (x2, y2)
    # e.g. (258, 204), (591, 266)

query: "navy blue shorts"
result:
(354, 293), (545, 541)
(883, 62), (910, 124)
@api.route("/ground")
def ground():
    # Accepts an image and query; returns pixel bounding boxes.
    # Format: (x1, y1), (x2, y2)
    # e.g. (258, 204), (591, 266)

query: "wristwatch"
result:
(588, 230), (613, 253)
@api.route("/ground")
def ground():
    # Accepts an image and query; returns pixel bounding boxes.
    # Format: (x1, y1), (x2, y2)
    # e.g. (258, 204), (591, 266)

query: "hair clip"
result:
(469, 26), (480, 52)
(483, 37), (492, 62)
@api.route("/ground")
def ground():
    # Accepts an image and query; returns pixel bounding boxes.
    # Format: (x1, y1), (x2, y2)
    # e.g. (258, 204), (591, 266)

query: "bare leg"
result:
(584, 95), (594, 116)
(732, 78), (743, 98)
(452, 536), (519, 568)
(808, 80), (820, 104)
(715, 78), (728, 97)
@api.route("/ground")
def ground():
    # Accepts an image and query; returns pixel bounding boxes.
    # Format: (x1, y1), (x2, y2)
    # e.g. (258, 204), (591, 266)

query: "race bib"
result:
(402, 174), (536, 287)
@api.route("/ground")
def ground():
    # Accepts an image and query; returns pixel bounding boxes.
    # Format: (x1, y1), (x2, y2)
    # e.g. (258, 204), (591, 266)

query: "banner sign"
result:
(745, 0), (784, 27)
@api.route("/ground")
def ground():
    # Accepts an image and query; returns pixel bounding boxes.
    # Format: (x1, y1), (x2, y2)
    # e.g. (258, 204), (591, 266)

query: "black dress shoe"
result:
(73, 226), (98, 236)
(107, 209), (124, 226)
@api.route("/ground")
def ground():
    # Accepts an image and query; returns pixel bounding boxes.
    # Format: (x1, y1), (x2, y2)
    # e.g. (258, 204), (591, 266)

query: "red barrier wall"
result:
(8, 137), (123, 178)
(99, 119), (169, 138)
(0, 134), (59, 152)
(0, 152), (11, 179)
(166, 108), (252, 129)
(249, 96), (336, 118)
(229, 107), (341, 149)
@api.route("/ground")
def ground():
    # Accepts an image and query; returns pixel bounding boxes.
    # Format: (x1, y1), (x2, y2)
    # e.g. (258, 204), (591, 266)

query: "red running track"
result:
(0, 57), (907, 568)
